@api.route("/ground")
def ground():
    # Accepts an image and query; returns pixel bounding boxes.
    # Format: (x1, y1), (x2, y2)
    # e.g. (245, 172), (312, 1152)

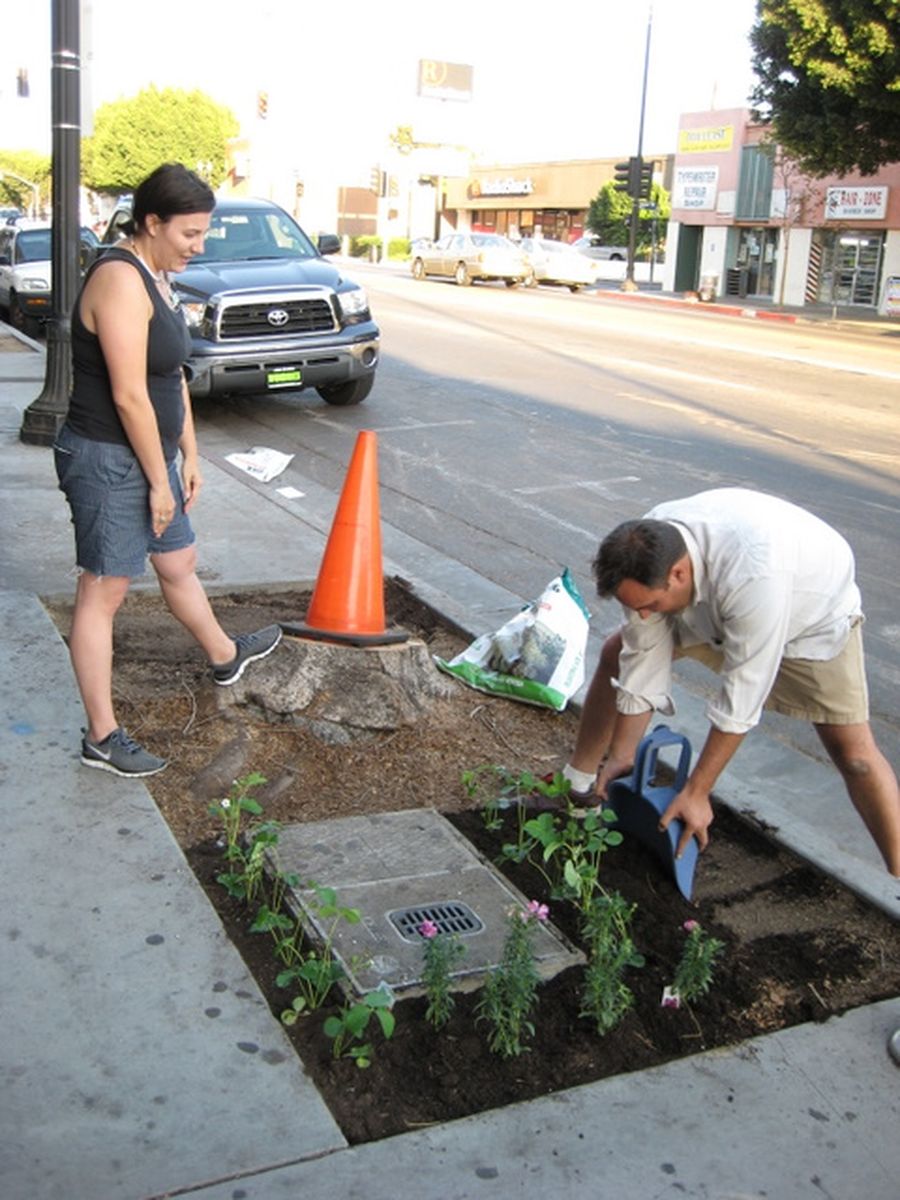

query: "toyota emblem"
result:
(267, 308), (289, 327)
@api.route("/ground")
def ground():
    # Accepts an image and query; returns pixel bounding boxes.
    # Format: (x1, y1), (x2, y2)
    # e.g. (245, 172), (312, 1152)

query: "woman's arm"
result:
(179, 375), (203, 513)
(81, 260), (175, 536)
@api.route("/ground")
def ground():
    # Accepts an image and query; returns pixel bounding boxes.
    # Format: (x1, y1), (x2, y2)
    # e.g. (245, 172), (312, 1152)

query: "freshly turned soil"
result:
(43, 582), (900, 1145)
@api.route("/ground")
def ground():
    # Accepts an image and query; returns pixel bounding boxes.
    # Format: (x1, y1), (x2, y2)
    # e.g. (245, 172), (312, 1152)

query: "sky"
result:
(8, 0), (760, 178)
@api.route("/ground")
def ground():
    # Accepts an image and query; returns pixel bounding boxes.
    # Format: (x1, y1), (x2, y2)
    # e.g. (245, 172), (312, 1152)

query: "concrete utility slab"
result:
(273, 809), (585, 996)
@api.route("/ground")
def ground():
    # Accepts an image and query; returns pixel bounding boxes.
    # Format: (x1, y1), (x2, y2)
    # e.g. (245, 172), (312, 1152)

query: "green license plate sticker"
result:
(267, 369), (302, 387)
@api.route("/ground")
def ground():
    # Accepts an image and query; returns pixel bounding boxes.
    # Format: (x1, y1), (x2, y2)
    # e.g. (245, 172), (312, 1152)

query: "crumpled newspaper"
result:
(224, 446), (294, 483)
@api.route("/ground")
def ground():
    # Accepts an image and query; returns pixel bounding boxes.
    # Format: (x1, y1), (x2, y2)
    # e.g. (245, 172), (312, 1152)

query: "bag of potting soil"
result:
(434, 569), (590, 711)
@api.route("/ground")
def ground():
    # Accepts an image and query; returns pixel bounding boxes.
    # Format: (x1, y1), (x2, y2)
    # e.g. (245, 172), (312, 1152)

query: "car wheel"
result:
(505, 278), (520, 288)
(412, 258), (425, 280)
(523, 269), (536, 288)
(610, 253), (624, 261)
(454, 262), (471, 287)
(569, 284), (583, 293)
(9, 293), (39, 338)
(316, 376), (375, 406)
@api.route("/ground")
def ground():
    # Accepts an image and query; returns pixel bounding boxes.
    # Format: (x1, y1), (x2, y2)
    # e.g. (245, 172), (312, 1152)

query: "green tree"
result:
(586, 181), (632, 246)
(82, 86), (239, 194)
(586, 181), (670, 254)
(0, 150), (51, 213)
(751, 0), (900, 176)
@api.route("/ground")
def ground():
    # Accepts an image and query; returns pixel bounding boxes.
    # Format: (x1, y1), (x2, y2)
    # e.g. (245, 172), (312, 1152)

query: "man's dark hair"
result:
(131, 163), (215, 233)
(592, 519), (687, 597)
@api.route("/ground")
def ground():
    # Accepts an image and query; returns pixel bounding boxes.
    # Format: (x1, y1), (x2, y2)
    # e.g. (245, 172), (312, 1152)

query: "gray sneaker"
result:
(81, 727), (168, 778)
(212, 624), (283, 686)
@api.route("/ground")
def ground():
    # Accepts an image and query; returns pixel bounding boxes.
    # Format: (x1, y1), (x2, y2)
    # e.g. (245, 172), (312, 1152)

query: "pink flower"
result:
(526, 900), (549, 922)
(682, 920), (700, 933)
(419, 919), (439, 939)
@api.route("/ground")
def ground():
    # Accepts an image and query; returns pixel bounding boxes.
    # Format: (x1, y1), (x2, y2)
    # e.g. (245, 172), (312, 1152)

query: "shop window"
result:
(736, 146), (774, 221)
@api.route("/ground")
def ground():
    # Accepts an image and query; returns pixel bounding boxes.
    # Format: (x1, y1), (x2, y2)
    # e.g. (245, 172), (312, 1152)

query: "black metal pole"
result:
(625, 8), (653, 290)
(20, 0), (81, 446)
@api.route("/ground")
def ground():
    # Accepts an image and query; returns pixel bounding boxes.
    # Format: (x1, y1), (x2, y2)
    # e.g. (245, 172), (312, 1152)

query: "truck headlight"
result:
(180, 299), (206, 329)
(336, 287), (369, 320)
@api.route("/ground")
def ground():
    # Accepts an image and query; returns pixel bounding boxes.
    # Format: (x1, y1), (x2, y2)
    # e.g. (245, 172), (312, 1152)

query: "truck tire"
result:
(316, 376), (374, 406)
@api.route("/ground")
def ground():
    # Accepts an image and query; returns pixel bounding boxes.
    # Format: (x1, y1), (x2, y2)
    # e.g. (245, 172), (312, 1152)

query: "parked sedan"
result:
(0, 222), (98, 336)
(411, 232), (529, 287)
(571, 236), (626, 262)
(520, 237), (599, 292)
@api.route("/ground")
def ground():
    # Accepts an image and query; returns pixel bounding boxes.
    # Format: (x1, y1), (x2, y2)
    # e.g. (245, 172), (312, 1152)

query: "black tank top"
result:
(66, 246), (192, 462)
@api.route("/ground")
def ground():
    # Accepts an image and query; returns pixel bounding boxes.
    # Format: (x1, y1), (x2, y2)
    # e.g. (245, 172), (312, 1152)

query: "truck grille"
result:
(218, 297), (336, 339)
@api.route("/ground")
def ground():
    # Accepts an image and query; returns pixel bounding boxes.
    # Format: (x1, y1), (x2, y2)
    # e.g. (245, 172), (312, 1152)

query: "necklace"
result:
(127, 240), (179, 310)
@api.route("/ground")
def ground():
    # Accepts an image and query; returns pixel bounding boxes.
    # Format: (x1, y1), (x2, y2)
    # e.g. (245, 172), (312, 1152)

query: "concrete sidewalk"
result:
(1, 326), (897, 1200)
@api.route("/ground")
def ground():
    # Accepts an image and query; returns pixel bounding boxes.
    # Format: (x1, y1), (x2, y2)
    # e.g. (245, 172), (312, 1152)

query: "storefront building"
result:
(662, 108), (900, 312)
(443, 156), (673, 243)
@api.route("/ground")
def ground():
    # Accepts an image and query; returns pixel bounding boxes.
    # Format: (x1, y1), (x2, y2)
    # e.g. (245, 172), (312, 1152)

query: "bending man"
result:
(563, 488), (900, 876)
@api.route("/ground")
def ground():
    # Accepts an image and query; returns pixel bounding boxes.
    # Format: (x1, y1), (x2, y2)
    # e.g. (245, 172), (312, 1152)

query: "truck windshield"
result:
(195, 209), (318, 263)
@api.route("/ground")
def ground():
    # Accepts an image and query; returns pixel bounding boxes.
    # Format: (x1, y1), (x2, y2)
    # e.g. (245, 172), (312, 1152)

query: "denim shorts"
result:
(54, 423), (195, 578)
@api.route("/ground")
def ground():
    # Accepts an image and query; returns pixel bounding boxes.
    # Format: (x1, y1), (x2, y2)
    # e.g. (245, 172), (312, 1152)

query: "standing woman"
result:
(54, 163), (281, 778)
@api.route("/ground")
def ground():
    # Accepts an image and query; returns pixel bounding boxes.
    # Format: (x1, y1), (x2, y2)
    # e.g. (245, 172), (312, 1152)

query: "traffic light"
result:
(369, 166), (386, 196)
(637, 159), (654, 202)
(613, 160), (633, 194)
(257, 90), (268, 119)
(388, 175), (399, 198)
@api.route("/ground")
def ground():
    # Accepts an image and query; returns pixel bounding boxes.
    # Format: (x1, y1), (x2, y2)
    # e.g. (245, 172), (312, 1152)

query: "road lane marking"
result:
(514, 475), (640, 495)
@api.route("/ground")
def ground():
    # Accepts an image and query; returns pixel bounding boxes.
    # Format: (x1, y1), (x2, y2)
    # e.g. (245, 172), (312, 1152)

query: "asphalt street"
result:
(190, 270), (900, 776)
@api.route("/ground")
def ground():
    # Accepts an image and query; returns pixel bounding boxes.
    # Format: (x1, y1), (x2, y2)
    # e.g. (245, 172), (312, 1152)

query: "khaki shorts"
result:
(675, 620), (869, 726)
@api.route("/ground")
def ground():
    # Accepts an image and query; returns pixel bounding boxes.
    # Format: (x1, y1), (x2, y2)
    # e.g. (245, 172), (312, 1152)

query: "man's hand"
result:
(658, 782), (715, 858)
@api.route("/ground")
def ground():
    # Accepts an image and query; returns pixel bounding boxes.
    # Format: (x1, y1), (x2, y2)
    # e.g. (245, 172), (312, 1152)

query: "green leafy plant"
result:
(579, 892), (645, 1035)
(476, 901), (547, 1058)
(207, 773), (269, 900)
(670, 920), (725, 1004)
(323, 987), (396, 1068)
(523, 807), (623, 913)
(419, 920), (466, 1030)
(276, 885), (362, 1017)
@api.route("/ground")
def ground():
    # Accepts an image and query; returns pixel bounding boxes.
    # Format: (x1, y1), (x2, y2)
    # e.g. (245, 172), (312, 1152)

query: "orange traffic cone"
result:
(282, 431), (408, 647)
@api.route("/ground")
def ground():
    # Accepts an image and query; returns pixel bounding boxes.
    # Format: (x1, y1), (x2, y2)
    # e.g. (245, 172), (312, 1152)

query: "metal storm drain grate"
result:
(388, 901), (484, 943)
(271, 810), (584, 999)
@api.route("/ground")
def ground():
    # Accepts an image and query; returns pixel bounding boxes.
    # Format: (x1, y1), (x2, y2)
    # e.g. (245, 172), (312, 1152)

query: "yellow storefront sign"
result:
(678, 125), (734, 154)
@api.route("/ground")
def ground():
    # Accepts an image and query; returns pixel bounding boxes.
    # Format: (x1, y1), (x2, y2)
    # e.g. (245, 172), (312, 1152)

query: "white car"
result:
(0, 221), (98, 336)
(520, 237), (599, 292)
(571, 236), (626, 262)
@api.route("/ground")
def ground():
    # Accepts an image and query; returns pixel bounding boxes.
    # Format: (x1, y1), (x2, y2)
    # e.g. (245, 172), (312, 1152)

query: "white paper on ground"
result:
(276, 486), (306, 499)
(225, 446), (294, 483)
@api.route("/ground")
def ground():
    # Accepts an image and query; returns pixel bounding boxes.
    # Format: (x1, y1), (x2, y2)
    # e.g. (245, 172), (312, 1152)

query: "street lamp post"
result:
(623, 7), (653, 291)
(20, 0), (81, 446)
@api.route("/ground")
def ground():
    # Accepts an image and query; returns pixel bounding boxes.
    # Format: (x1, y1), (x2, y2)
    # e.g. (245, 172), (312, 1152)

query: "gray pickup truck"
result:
(98, 196), (379, 406)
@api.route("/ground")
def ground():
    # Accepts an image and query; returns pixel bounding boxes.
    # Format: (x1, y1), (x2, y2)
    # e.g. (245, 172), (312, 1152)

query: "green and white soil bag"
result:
(435, 570), (590, 710)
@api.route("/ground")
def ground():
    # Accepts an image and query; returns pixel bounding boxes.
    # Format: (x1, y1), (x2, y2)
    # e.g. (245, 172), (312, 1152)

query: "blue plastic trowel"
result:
(606, 725), (699, 901)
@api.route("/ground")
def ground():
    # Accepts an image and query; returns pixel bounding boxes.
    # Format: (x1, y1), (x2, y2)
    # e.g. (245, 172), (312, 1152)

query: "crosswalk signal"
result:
(257, 90), (268, 120)
(613, 160), (633, 194)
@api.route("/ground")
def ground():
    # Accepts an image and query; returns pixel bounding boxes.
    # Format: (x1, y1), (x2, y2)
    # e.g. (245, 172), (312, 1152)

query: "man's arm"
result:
(659, 726), (745, 857)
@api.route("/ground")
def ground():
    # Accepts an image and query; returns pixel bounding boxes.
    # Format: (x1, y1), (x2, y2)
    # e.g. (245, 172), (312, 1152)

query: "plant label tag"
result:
(661, 986), (681, 1009)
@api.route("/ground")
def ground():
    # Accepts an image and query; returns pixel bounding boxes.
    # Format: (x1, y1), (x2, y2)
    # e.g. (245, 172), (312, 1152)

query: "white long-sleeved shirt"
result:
(614, 489), (862, 734)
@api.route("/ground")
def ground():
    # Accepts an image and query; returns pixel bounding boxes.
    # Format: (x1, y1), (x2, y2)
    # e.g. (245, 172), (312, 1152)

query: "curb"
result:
(594, 288), (799, 323)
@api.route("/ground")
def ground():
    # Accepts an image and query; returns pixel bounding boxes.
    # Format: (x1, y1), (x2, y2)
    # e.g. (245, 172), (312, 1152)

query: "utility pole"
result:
(20, 0), (81, 445)
(623, 6), (653, 291)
